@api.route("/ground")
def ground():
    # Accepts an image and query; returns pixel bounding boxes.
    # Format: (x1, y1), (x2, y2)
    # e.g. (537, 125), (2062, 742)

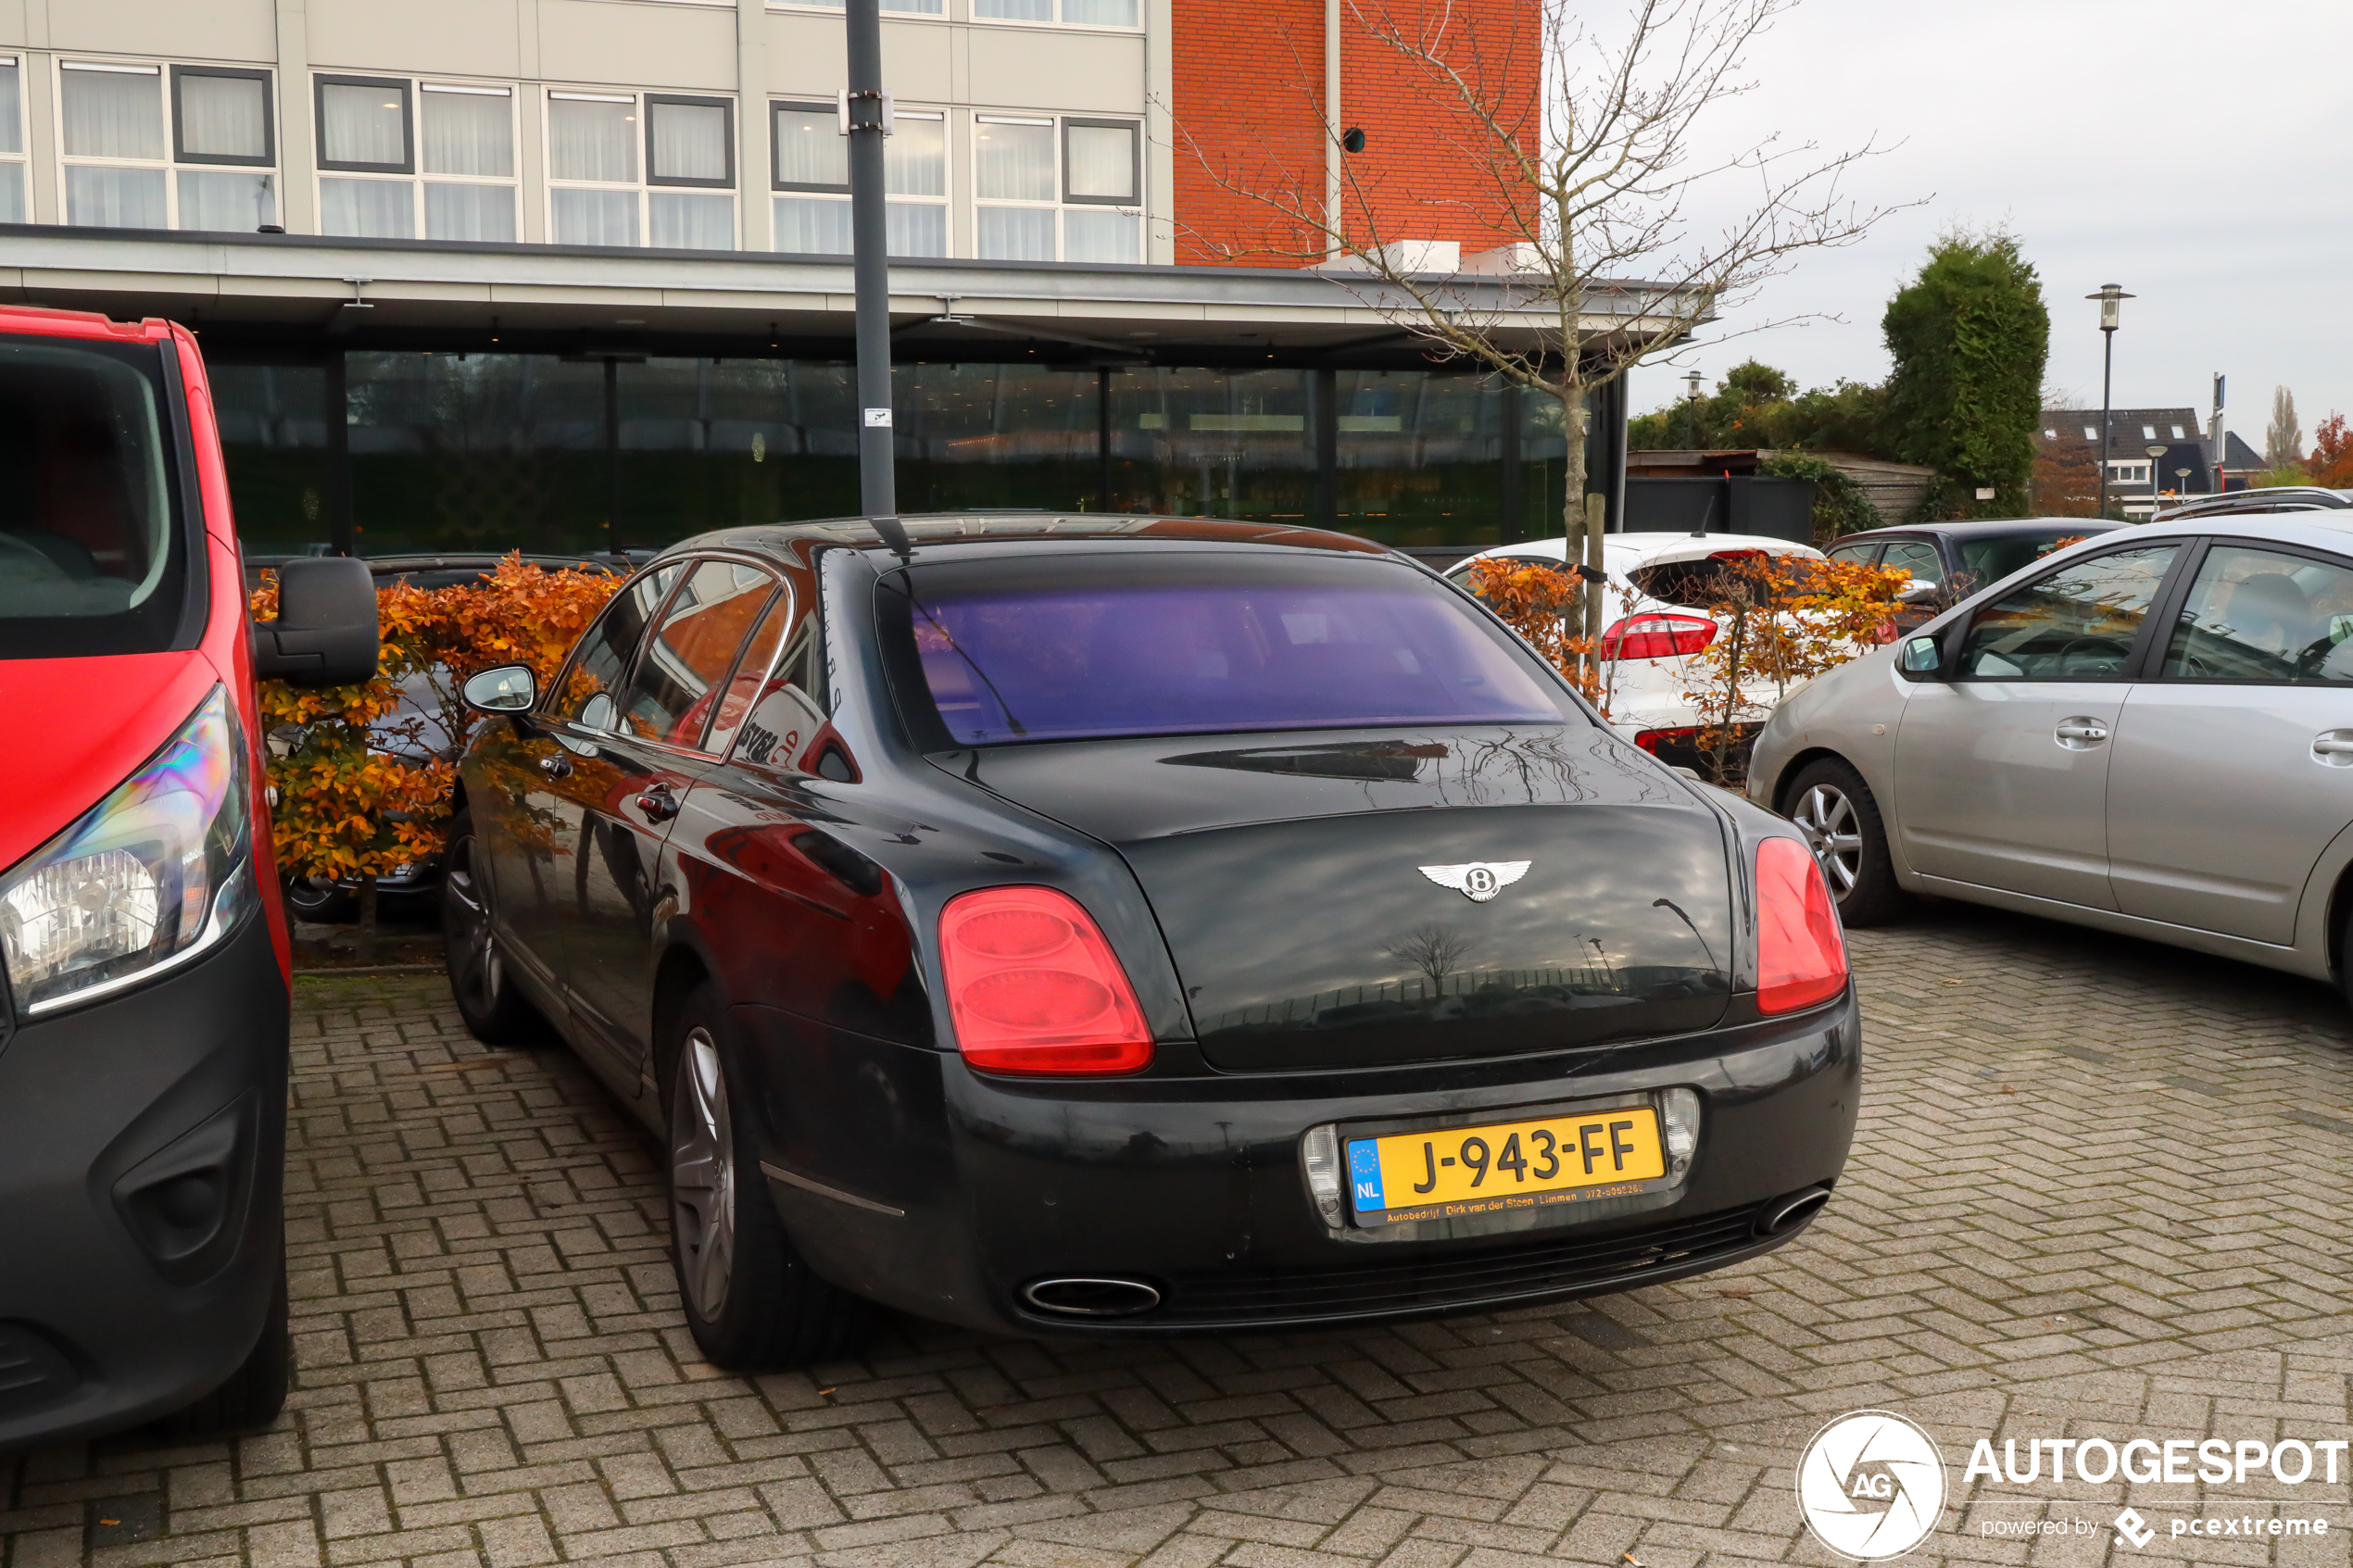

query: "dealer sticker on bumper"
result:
(1347, 1106), (1670, 1224)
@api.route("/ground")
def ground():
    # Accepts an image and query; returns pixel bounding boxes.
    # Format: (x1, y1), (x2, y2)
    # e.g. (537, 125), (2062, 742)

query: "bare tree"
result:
(1180, 0), (1906, 652)
(1385, 923), (1473, 996)
(2268, 385), (2303, 467)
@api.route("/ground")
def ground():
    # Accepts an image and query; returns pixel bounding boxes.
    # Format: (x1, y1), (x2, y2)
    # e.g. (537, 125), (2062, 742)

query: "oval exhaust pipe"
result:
(1021, 1277), (1163, 1317)
(1755, 1185), (1831, 1237)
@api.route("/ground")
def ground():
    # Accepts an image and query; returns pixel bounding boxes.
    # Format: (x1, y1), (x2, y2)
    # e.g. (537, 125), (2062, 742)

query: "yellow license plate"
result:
(1347, 1106), (1667, 1224)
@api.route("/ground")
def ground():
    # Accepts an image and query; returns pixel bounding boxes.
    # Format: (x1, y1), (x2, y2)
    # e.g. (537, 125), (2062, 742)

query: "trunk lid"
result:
(944, 725), (1734, 1070)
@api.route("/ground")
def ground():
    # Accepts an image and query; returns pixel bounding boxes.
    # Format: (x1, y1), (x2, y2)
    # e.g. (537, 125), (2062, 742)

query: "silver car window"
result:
(1955, 545), (2178, 680)
(1881, 542), (1944, 587)
(2160, 544), (2353, 684)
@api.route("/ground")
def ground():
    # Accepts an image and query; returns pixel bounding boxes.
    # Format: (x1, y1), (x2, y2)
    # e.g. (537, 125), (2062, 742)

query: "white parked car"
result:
(1450, 532), (1829, 771)
(1748, 512), (2353, 1009)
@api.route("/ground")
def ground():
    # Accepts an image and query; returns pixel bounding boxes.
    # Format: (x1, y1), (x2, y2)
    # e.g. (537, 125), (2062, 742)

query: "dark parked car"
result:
(1826, 518), (2125, 631)
(442, 514), (1859, 1365)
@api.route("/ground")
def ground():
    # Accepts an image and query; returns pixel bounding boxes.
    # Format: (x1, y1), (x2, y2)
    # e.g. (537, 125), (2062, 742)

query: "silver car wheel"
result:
(670, 1027), (736, 1321)
(1793, 783), (1864, 895)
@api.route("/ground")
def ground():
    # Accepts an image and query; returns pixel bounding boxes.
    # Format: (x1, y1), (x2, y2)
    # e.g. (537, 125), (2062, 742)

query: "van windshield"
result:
(0, 333), (191, 659)
(883, 551), (1572, 746)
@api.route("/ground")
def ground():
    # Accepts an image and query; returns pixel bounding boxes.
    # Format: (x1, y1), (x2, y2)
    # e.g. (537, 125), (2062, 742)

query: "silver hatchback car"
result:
(1748, 513), (2353, 1002)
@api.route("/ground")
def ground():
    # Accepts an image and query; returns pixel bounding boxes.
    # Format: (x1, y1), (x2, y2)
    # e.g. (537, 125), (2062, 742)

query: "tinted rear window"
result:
(883, 552), (1570, 746)
(0, 333), (192, 659)
(1956, 530), (2097, 587)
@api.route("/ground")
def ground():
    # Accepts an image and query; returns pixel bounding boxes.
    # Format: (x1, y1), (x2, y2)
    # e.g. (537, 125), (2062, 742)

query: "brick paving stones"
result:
(9, 901), (2353, 1566)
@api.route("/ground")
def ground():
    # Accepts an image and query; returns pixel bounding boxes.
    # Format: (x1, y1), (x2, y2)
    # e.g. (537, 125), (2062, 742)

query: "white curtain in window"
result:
(61, 69), (164, 161)
(887, 201), (946, 257)
(774, 195), (852, 255)
(1063, 207), (1137, 264)
(649, 190), (732, 248)
(178, 169), (275, 231)
(65, 165), (167, 227)
(426, 182), (515, 241)
(650, 101), (727, 182)
(978, 205), (1054, 261)
(0, 164), (22, 223)
(321, 176), (415, 238)
(975, 121), (1052, 202)
(1065, 124), (1135, 201)
(1063, 0), (1137, 20)
(0, 64), (23, 157)
(773, 107), (845, 188)
(553, 186), (637, 245)
(321, 83), (407, 167)
(892, 0), (945, 11)
(886, 117), (945, 197)
(179, 74), (268, 161)
(422, 91), (511, 177)
(975, 0), (1052, 17)
(548, 98), (636, 182)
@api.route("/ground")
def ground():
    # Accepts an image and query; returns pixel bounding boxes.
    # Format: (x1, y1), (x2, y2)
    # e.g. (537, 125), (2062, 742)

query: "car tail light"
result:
(1601, 612), (1718, 661)
(1632, 726), (1695, 756)
(939, 885), (1153, 1075)
(1754, 837), (1847, 1014)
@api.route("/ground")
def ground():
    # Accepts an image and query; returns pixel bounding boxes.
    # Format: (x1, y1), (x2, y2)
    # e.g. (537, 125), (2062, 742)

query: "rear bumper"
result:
(0, 909), (287, 1450)
(736, 992), (1859, 1336)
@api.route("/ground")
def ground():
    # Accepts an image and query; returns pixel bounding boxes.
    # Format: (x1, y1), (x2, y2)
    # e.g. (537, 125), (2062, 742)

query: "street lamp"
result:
(1684, 369), (1703, 448)
(2145, 443), (2167, 516)
(2087, 284), (2133, 520)
(2174, 465), (2192, 501)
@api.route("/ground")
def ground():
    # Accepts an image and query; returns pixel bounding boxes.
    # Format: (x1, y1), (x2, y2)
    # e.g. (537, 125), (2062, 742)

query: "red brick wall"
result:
(1171, 0), (1539, 268)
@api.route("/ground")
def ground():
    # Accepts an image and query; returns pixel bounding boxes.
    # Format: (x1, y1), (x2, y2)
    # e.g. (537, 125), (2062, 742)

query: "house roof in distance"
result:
(2036, 408), (2204, 455)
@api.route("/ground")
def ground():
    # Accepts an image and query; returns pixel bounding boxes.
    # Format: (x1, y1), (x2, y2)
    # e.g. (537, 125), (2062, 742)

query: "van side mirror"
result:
(1897, 634), (1944, 682)
(462, 664), (537, 714)
(252, 558), (379, 687)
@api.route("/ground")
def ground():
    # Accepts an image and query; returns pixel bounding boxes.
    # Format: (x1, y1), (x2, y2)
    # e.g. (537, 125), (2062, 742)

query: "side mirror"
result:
(252, 558), (379, 687)
(1896, 634), (1944, 682)
(462, 664), (537, 713)
(1896, 581), (1942, 606)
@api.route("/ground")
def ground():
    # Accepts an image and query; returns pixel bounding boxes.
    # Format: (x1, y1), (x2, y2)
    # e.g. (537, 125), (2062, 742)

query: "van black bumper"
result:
(0, 909), (286, 1450)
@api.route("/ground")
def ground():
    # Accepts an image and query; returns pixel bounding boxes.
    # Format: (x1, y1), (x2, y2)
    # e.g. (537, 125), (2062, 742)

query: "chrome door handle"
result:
(635, 785), (679, 822)
(538, 754), (572, 779)
(2314, 732), (2353, 766)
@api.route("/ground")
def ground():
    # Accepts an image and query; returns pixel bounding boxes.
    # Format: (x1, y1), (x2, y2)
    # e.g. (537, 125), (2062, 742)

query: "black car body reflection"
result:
(447, 515), (1858, 1361)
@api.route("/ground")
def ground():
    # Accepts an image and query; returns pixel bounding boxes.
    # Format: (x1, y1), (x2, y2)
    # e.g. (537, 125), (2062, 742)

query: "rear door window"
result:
(883, 552), (1574, 747)
(1880, 540), (1944, 588)
(0, 333), (194, 659)
(2160, 544), (2353, 683)
(1956, 546), (2179, 680)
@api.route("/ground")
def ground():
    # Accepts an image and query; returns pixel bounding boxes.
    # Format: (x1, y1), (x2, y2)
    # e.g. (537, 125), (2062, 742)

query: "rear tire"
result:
(157, 1261), (289, 1439)
(1783, 758), (1907, 927)
(282, 874), (356, 924)
(441, 809), (546, 1045)
(666, 983), (871, 1370)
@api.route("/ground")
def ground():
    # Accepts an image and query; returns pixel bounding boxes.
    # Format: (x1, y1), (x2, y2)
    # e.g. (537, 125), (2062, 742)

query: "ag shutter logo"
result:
(1795, 1411), (1948, 1561)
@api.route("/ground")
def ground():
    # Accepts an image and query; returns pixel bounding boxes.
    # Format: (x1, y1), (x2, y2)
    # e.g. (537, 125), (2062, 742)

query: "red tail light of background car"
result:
(1601, 611), (1718, 661)
(939, 885), (1154, 1074)
(1754, 837), (1849, 1014)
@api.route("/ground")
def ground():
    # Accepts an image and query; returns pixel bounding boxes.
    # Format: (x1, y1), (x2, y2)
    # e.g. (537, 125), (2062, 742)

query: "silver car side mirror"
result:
(462, 663), (536, 713)
(1895, 581), (1942, 606)
(1897, 634), (1944, 682)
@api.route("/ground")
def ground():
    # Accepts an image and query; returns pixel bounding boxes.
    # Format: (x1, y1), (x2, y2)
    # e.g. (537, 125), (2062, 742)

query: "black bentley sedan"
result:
(443, 514), (1857, 1367)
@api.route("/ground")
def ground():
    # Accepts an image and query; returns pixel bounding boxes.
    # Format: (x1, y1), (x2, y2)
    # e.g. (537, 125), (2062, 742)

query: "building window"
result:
(771, 0), (946, 13)
(317, 75), (517, 241)
(2082, 425), (2095, 440)
(58, 59), (278, 232)
(0, 57), (25, 222)
(548, 91), (735, 250)
(2108, 460), (2150, 485)
(974, 0), (1139, 26)
(771, 100), (946, 257)
(975, 114), (1138, 263)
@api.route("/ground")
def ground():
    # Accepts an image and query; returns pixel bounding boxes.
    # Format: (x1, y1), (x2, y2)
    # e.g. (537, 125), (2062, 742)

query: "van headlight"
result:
(0, 685), (253, 1017)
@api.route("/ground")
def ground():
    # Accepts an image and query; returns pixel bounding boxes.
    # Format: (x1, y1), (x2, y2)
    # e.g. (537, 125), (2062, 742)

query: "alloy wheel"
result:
(670, 1027), (737, 1321)
(1792, 783), (1864, 897)
(444, 838), (501, 1011)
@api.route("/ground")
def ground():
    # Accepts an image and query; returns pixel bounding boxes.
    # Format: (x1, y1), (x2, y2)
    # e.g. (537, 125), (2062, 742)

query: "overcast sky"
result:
(1627, 0), (2350, 454)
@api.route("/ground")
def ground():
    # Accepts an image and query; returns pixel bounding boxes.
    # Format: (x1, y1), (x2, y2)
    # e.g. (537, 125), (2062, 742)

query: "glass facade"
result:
(207, 351), (1611, 558)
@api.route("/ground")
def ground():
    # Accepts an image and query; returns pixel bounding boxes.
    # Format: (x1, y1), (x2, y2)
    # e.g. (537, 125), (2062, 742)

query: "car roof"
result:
(2151, 487), (2353, 523)
(659, 512), (1403, 562)
(1834, 518), (2124, 544)
(1462, 531), (1824, 570)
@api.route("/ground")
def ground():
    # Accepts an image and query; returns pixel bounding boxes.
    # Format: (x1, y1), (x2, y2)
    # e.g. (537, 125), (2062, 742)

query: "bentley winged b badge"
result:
(1418, 860), (1532, 903)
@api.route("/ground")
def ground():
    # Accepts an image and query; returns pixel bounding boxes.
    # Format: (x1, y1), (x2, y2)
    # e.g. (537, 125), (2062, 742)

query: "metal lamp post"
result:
(846, 0), (909, 549)
(1684, 369), (1703, 448)
(2087, 285), (2133, 520)
(2146, 443), (2168, 516)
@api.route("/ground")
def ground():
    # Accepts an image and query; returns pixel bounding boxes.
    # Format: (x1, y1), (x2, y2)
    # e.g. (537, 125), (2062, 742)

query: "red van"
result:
(0, 307), (374, 1446)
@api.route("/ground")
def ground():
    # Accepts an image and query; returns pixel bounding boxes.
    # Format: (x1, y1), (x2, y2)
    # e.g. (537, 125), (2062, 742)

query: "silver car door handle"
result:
(2313, 732), (2353, 765)
(2313, 737), (2353, 754)
(2054, 720), (2109, 742)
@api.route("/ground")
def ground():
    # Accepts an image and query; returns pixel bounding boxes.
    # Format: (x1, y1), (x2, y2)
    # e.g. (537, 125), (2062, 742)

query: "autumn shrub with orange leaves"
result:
(1464, 557), (1609, 709)
(252, 553), (622, 935)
